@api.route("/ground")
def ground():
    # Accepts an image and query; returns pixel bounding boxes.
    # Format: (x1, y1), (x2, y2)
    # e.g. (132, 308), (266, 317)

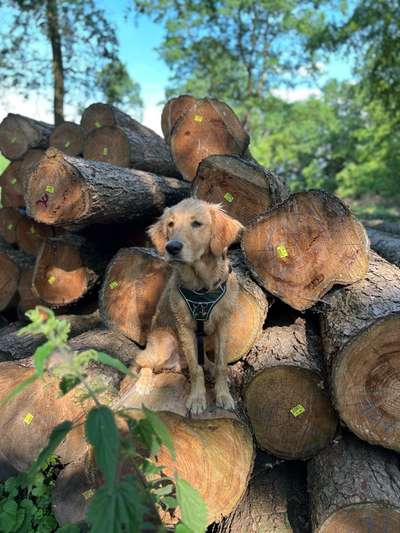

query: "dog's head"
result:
(148, 198), (243, 263)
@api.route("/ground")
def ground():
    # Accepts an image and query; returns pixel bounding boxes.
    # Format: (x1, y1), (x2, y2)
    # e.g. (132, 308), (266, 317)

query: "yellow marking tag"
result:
(64, 140), (71, 148)
(109, 280), (119, 289)
(102, 147), (108, 156)
(82, 489), (95, 500)
(7, 223), (13, 230)
(10, 137), (17, 144)
(46, 185), (55, 193)
(48, 275), (56, 285)
(277, 243), (288, 259)
(23, 413), (34, 425)
(194, 114), (203, 123)
(290, 404), (305, 417)
(95, 121), (102, 128)
(10, 177), (17, 185)
(30, 226), (36, 234)
(224, 192), (234, 203)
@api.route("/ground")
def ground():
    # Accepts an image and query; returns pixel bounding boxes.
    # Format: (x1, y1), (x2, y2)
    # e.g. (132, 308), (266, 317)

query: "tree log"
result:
(239, 317), (337, 460)
(100, 247), (268, 361)
(364, 220), (400, 235)
(19, 148), (46, 188)
(81, 103), (179, 177)
(213, 454), (310, 533)
(17, 267), (41, 314)
(366, 227), (400, 267)
(32, 234), (107, 308)
(169, 97), (250, 181)
(15, 214), (56, 255)
(317, 251), (400, 452)
(192, 155), (289, 225)
(0, 160), (24, 207)
(0, 311), (101, 361)
(308, 432), (400, 532)
(0, 114), (53, 160)
(242, 190), (370, 310)
(161, 94), (196, 142)
(0, 243), (34, 311)
(0, 207), (24, 244)
(25, 148), (189, 226)
(49, 121), (84, 156)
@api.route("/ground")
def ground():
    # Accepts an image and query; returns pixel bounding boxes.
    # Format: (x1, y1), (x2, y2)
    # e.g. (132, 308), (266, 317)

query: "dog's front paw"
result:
(186, 392), (207, 415)
(216, 390), (235, 411)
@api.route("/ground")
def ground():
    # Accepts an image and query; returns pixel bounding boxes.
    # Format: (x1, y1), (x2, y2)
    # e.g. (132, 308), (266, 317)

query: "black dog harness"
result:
(178, 281), (227, 365)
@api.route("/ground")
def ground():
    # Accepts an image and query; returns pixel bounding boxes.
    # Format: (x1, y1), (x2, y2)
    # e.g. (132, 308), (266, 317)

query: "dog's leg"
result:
(179, 327), (207, 415)
(214, 323), (235, 410)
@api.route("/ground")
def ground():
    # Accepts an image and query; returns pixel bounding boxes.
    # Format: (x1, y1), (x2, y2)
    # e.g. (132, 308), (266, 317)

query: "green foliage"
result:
(1, 307), (208, 532)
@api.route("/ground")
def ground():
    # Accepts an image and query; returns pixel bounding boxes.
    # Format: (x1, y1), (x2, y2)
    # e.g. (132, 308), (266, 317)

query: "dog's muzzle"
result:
(166, 240), (183, 256)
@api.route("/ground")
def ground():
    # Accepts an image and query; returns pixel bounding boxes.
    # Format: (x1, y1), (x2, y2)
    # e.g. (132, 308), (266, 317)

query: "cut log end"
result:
(49, 122), (84, 157)
(161, 95), (196, 142)
(242, 190), (370, 310)
(83, 126), (129, 167)
(15, 216), (54, 256)
(0, 253), (19, 311)
(100, 247), (171, 345)
(0, 161), (24, 208)
(245, 366), (337, 459)
(0, 208), (24, 244)
(18, 268), (41, 313)
(0, 115), (29, 160)
(80, 102), (118, 134)
(26, 149), (87, 225)
(33, 240), (89, 307)
(318, 503), (400, 533)
(334, 315), (400, 451)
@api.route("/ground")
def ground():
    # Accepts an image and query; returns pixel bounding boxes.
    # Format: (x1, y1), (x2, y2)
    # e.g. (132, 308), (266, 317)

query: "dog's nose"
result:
(166, 240), (183, 255)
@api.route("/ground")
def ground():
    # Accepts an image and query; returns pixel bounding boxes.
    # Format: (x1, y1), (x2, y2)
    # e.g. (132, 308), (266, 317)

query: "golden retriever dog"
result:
(133, 198), (243, 415)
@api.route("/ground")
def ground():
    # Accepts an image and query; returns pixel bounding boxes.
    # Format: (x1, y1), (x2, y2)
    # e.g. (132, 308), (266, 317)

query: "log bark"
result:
(242, 190), (370, 310)
(192, 155), (289, 226)
(366, 227), (400, 267)
(25, 148), (189, 226)
(15, 214), (56, 256)
(213, 454), (310, 533)
(0, 311), (101, 361)
(0, 207), (24, 244)
(169, 97), (250, 181)
(308, 432), (400, 532)
(317, 251), (400, 452)
(364, 220), (400, 235)
(49, 121), (84, 156)
(81, 103), (179, 177)
(100, 248), (268, 361)
(239, 317), (337, 460)
(161, 94), (196, 142)
(0, 242), (34, 311)
(0, 114), (53, 160)
(0, 160), (24, 207)
(32, 234), (108, 308)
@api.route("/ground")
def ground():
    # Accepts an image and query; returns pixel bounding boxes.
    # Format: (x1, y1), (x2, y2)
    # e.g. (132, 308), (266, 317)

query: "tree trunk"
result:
(0, 311), (101, 361)
(46, 0), (65, 124)
(49, 122), (84, 156)
(169, 97), (250, 181)
(214, 454), (310, 533)
(161, 94), (196, 142)
(0, 208), (24, 244)
(0, 160), (24, 208)
(0, 114), (53, 160)
(242, 190), (370, 310)
(25, 148), (189, 226)
(308, 432), (400, 532)
(317, 251), (400, 452)
(15, 214), (56, 256)
(366, 227), (400, 267)
(0, 243), (34, 311)
(32, 234), (108, 308)
(192, 155), (288, 226)
(238, 317), (337, 460)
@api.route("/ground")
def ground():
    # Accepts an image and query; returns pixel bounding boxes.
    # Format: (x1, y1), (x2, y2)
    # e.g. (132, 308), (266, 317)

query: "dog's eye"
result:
(167, 221), (174, 228)
(191, 221), (202, 228)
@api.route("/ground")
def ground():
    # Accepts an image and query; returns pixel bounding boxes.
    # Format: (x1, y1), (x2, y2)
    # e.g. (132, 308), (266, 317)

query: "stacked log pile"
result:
(0, 96), (400, 532)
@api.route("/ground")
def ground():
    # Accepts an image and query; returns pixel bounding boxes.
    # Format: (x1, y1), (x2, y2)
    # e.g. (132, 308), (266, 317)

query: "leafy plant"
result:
(0, 306), (207, 533)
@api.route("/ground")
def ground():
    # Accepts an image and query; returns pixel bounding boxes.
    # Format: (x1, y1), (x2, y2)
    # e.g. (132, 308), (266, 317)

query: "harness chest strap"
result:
(178, 282), (227, 365)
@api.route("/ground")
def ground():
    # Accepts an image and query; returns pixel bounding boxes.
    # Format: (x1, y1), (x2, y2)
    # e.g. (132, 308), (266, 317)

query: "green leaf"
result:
(33, 341), (55, 376)
(0, 372), (38, 406)
(175, 524), (194, 533)
(27, 421), (72, 476)
(95, 352), (131, 375)
(85, 406), (119, 487)
(59, 375), (81, 395)
(162, 496), (177, 509)
(176, 476), (207, 533)
(1, 499), (18, 533)
(57, 525), (81, 533)
(152, 483), (173, 497)
(142, 405), (175, 460)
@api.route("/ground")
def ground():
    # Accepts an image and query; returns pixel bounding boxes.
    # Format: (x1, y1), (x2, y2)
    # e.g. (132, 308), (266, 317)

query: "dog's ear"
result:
(210, 205), (244, 256)
(147, 216), (167, 255)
